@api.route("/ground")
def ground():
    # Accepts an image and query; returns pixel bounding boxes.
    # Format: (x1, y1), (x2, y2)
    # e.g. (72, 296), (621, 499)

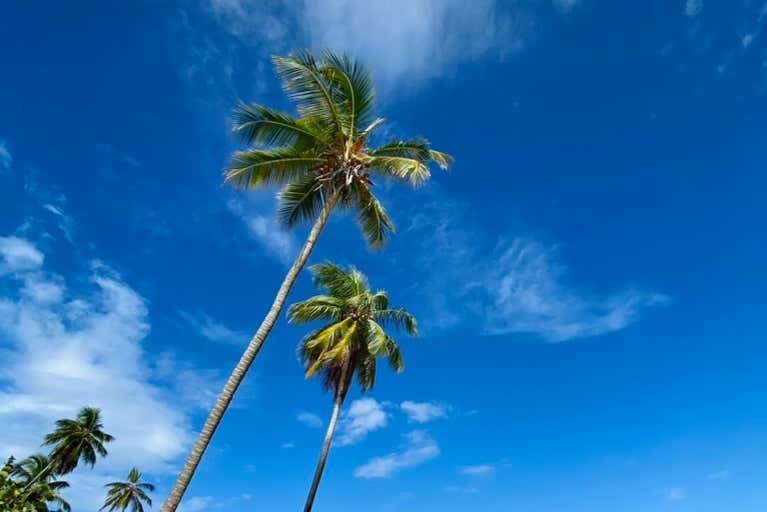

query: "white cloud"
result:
(444, 485), (480, 494)
(179, 310), (246, 345)
(227, 197), (296, 264)
(181, 496), (215, 512)
(298, 411), (324, 428)
(400, 401), (448, 424)
(742, 32), (756, 48)
(0, 236), (44, 274)
(301, 0), (523, 92)
(400, 191), (668, 342)
(553, 0), (579, 13)
(460, 464), (495, 476)
(707, 470), (730, 480)
(281, 441), (295, 449)
(337, 398), (388, 446)
(667, 487), (686, 501)
(685, 0), (703, 17)
(354, 430), (439, 479)
(0, 139), (11, 172)
(0, 234), (209, 510)
(484, 239), (669, 341)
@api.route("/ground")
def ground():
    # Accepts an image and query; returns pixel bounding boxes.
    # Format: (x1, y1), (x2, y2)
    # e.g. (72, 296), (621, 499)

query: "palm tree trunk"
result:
(161, 194), (338, 512)
(303, 364), (350, 512)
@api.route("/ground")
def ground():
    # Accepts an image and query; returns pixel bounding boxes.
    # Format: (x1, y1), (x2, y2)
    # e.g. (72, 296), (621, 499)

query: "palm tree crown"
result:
(101, 468), (155, 512)
(10, 455), (71, 512)
(226, 50), (452, 247)
(289, 262), (418, 397)
(43, 407), (114, 475)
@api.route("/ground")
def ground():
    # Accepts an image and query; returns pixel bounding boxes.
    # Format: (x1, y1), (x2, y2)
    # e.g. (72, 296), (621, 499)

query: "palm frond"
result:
(375, 309), (418, 336)
(231, 103), (325, 148)
(288, 295), (344, 323)
(369, 139), (431, 160)
(272, 51), (344, 138)
(351, 182), (394, 248)
(321, 51), (375, 140)
(225, 148), (322, 189)
(309, 263), (358, 299)
(276, 174), (325, 227)
(367, 156), (432, 186)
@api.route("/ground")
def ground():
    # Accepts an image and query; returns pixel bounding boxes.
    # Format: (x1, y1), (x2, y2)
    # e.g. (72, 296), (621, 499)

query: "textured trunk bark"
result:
(161, 194), (338, 512)
(303, 363), (350, 512)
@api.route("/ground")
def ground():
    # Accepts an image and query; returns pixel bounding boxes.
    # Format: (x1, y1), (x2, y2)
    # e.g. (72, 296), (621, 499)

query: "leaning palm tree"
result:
(101, 468), (155, 512)
(162, 50), (450, 511)
(289, 263), (417, 512)
(22, 407), (113, 492)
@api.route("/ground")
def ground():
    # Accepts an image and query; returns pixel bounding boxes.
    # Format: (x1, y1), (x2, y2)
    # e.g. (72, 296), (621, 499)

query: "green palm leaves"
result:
(289, 262), (417, 397)
(101, 468), (155, 512)
(44, 407), (114, 475)
(226, 50), (452, 247)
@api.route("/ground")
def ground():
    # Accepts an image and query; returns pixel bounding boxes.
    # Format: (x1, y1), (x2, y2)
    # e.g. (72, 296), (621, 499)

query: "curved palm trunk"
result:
(303, 365), (351, 512)
(161, 194), (338, 512)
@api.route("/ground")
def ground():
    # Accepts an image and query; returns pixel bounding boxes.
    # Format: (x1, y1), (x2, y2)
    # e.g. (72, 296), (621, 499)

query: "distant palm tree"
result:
(288, 263), (417, 512)
(22, 407), (113, 493)
(12, 454), (71, 512)
(101, 467), (155, 512)
(43, 407), (114, 476)
(162, 50), (451, 511)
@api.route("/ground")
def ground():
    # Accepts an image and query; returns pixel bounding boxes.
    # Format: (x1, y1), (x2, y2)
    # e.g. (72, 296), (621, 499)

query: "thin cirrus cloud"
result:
(297, 411), (324, 428)
(399, 190), (669, 342)
(0, 139), (12, 172)
(0, 232), (211, 511)
(400, 400), (448, 424)
(227, 196), (297, 265)
(178, 309), (247, 345)
(354, 430), (440, 479)
(460, 464), (496, 476)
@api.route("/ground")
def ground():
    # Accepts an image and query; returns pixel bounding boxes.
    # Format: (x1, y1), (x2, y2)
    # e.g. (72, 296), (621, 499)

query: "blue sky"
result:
(1, 0), (766, 510)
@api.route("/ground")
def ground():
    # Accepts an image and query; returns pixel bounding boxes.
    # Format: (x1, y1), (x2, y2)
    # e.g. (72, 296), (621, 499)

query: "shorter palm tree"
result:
(101, 468), (155, 512)
(288, 263), (417, 512)
(11, 455), (71, 512)
(43, 407), (114, 476)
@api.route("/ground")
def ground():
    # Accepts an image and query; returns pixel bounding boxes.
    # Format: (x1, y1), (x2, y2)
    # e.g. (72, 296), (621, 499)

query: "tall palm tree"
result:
(11, 455), (71, 512)
(162, 50), (450, 511)
(22, 407), (113, 492)
(101, 468), (155, 512)
(288, 263), (417, 512)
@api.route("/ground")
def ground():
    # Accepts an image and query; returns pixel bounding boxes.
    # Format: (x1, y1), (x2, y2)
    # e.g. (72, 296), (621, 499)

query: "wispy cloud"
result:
(179, 310), (247, 345)
(354, 430), (439, 479)
(399, 190), (668, 341)
(553, 0), (579, 13)
(297, 411), (324, 428)
(667, 487), (686, 501)
(685, 0), (704, 17)
(337, 397), (388, 446)
(0, 233), (208, 510)
(181, 495), (215, 512)
(0, 139), (12, 172)
(460, 464), (496, 476)
(400, 401), (448, 424)
(227, 196), (296, 264)
(707, 470), (730, 480)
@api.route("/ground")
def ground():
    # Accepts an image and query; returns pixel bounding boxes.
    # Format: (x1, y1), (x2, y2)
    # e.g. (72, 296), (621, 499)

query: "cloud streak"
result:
(354, 430), (439, 478)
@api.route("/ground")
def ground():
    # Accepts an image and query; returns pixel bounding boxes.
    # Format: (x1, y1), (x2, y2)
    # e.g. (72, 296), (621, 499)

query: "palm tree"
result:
(289, 263), (417, 512)
(22, 407), (113, 493)
(101, 468), (155, 512)
(162, 50), (451, 511)
(43, 407), (114, 476)
(11, 455), (71, 512)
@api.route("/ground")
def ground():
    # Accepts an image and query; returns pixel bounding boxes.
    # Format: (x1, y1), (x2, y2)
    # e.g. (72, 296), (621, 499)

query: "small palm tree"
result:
(43, 407), (114, 475)
(101, 468), (155, 512)
(21, 407), (113, 495)
(162, 50), (450, 511)
(288, 263), (417, 512)
(11, 455), (71, 512)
